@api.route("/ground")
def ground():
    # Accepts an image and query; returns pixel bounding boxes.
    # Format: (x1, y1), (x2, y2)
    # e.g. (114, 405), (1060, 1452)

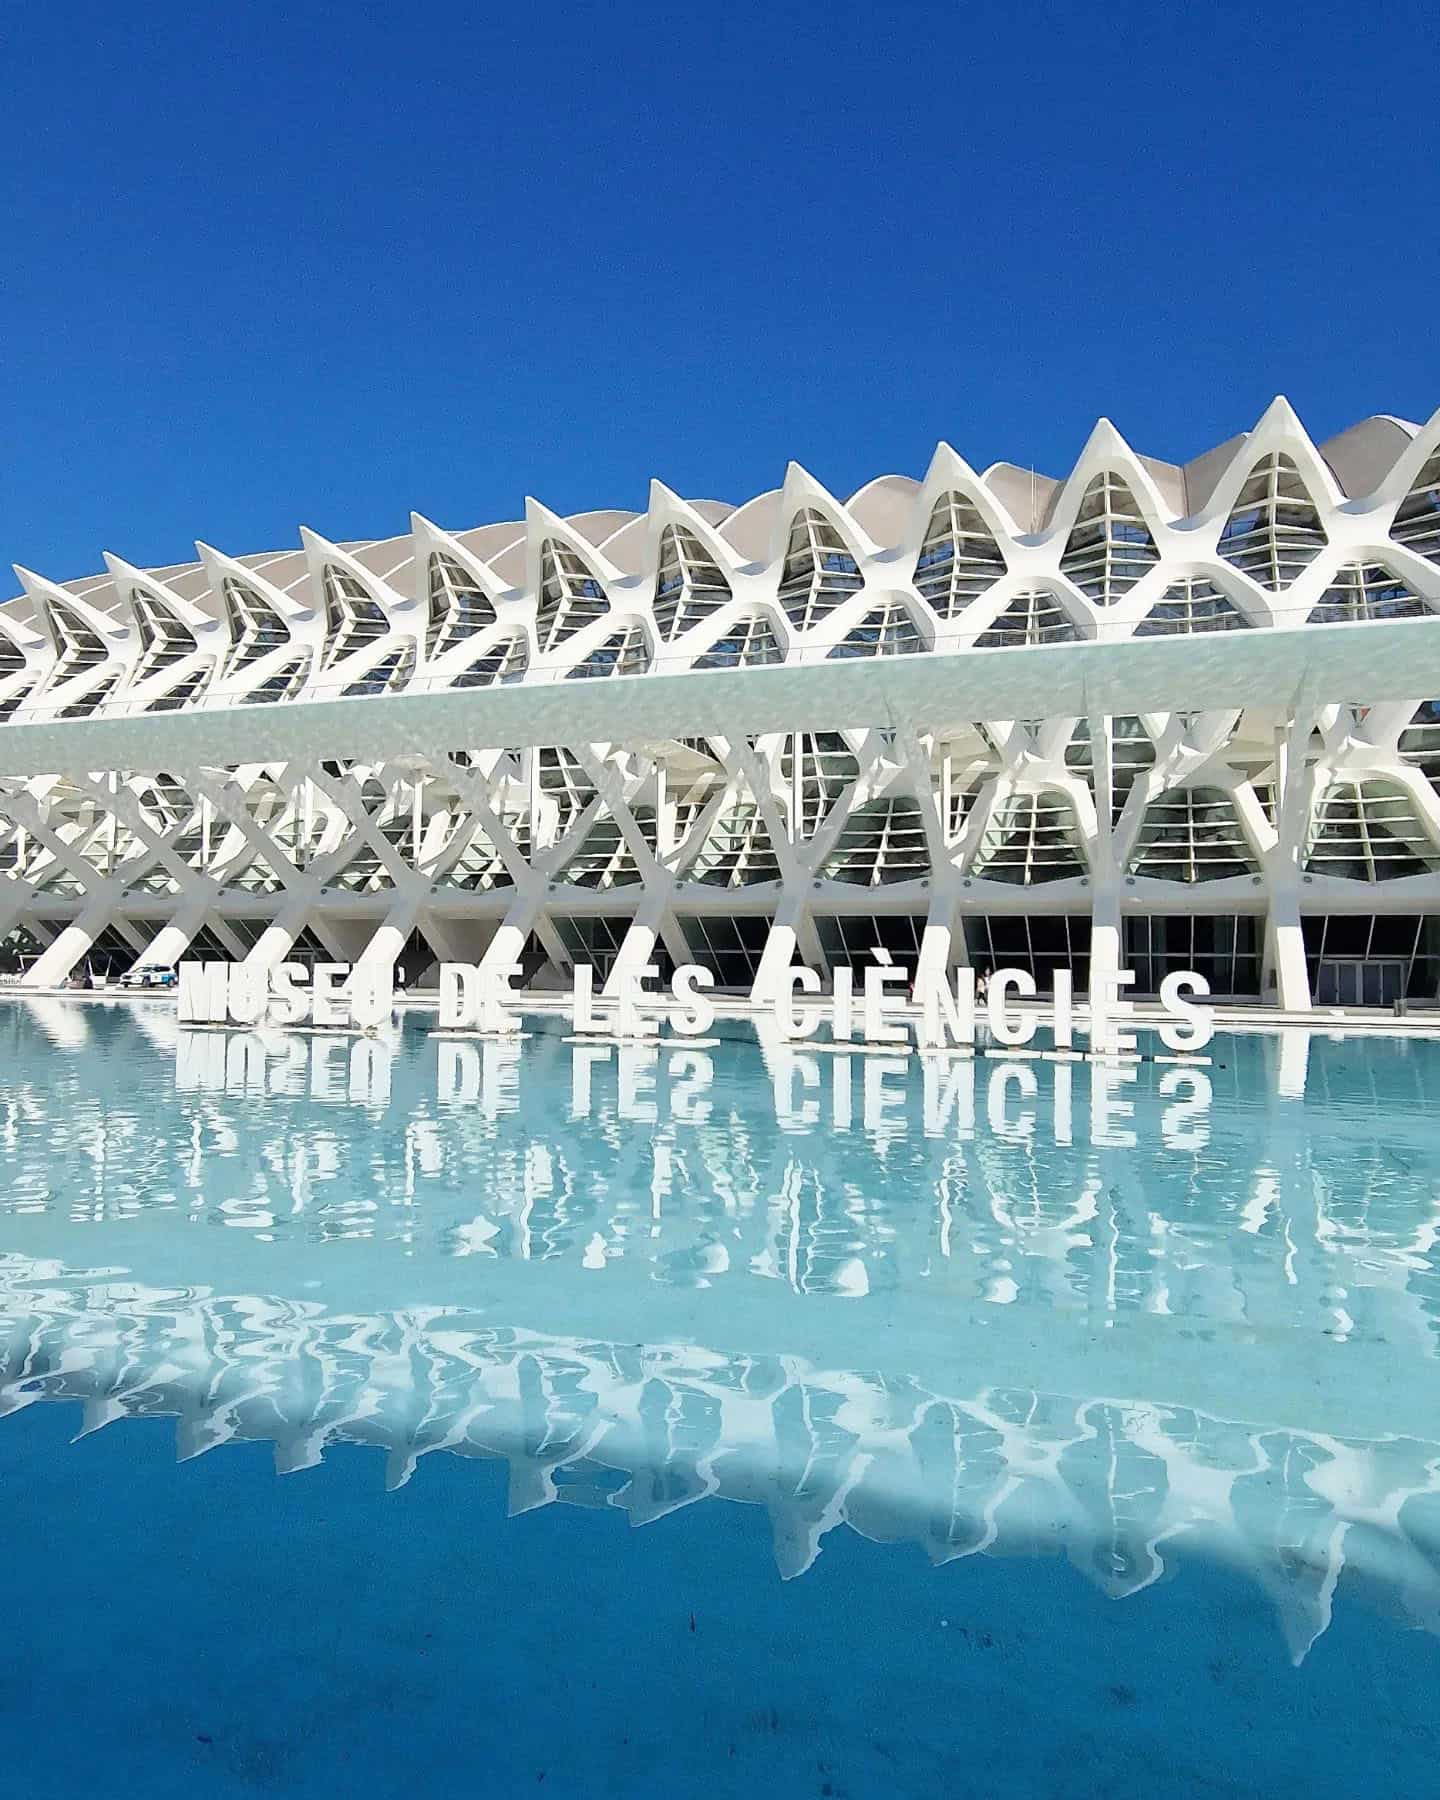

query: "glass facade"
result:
(1125, 915), (1262, 998)
(677, 914), (770, 989)
(1218, 454), (1327, 593)
(1302, 914), (1440, 1003)
(815, 912), (926, 972)
(964, 914), (1091, 989)
(1059, 473), (1158, 605)
(552, 914), (675, 984)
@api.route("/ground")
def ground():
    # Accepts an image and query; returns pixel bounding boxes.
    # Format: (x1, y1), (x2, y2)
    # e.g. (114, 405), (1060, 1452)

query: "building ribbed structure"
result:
(3, 396), (1440, 1005)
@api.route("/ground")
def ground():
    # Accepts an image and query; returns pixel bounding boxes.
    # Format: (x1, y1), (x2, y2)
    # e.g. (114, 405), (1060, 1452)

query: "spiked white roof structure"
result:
(2, 398), (1440, 1010)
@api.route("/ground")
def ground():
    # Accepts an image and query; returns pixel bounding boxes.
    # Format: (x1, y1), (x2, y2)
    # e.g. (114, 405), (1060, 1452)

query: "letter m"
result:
(177, 961), (229, 1023)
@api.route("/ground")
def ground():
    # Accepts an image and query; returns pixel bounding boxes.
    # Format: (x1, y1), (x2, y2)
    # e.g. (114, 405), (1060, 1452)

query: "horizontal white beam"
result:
(2, 619), (1440, 776)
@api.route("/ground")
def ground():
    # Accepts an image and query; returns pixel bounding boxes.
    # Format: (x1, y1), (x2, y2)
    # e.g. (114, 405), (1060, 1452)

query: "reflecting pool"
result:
(2, 999), (1439, 1796)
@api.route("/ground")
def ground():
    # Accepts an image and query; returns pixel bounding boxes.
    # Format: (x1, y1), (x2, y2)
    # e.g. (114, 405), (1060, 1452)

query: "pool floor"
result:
(4, 1400), (1437, 1800)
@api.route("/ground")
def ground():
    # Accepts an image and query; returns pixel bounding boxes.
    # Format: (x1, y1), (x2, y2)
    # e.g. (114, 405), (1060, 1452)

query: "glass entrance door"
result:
(1315, 959), (1407, 1006)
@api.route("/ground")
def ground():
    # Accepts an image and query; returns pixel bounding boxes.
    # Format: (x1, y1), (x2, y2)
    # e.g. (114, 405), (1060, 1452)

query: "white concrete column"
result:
(0, 893), (34, 950)
(656, 911), (694, 973)
(356, 898), (420, 970)
(1268, 707), (1314, 1011)
(22, 898), (114, 987)
(914, 891), (958, 993)
(414, 911), (477, 965)
(1085, 709), (1129, 1001)
(241, 898), (315, 971)
(1266, 889), (1311, 1010)
(750, 893), (810, 1003)
(133, 901), (213, 972)
(1087, 713), (1118, 885)
(601, 884), (674, 997)
(1089, 887), (1123, 997)
(203, 917), (250, 960)
(479, 896), (543, 975)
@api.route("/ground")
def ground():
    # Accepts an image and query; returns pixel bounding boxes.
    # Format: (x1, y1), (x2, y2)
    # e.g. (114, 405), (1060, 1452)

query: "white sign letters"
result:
(177, 956), (1215, 1053)
(178, 960), (393, 1030)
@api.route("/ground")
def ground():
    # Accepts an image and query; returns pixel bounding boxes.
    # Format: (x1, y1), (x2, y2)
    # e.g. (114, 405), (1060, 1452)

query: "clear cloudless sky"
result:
(1, 0), (1437, 582)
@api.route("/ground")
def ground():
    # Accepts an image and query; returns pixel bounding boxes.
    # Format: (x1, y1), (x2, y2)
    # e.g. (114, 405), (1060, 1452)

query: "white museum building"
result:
(2, 396), (1440, 1009)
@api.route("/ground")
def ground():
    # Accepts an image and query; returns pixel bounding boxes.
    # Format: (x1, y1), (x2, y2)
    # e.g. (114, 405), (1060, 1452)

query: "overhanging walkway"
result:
(1, 618), (1438, 776)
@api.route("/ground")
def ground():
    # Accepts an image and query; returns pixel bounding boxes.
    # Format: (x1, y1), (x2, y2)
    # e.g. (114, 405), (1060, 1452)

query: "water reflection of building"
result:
(4, 1001), (1440, 1361)
(2, 1255), (1439, 1664)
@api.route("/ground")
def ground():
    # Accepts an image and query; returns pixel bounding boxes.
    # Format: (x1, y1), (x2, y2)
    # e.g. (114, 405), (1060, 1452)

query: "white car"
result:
(118, 964), (179, 990)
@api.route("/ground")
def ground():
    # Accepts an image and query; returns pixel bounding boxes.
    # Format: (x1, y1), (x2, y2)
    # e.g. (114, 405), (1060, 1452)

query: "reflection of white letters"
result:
(479, 1041), (522, 1118)
(349, 1037), (392, 1106)
(669, 1050), (714, 1121)
(175, 1026), (225, 1088)
(775, 965), (823, 1039)
(987, 1061), (1038, 1140)
(988, 968), (1038, 1046)
(1160, 1068), (1212, 1150)
(1092, 1062), (1138, 1147)
(570, 1044), (610, 1115)
(1053, 1059), (1073, 1145)
(272, 1035), (307, 1097)
(226, 1033), (268, 1095)
(774, 1052), (821, 1128)
(438, 1039), (481, 1103)
(618, 1045), (659, 1122)
(1158, 971), (1213, 1052)
(863, 1056), (908, 1133)
(832, 1054), (852, 1130)
(922, 1055), (975, 1138)
(310, 1035), (348, 1100)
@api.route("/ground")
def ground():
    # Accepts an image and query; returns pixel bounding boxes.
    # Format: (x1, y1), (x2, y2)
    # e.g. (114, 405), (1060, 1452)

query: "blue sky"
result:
(1, 0), (1437, 580)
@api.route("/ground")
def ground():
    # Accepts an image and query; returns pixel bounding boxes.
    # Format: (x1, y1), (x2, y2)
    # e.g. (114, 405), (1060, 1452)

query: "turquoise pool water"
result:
(1, 999), (1439, 1795)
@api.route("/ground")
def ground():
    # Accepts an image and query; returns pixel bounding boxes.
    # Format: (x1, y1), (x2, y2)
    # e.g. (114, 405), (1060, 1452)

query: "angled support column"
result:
(133, 900), (215, 972)
(750, 891), (813, 1003)
(656, 910), (694, 973)
(241, 896), (317, 971)
(203, 917), (251, 960)
(355, 896), (421, 972)
(601, 881), (676, 997)
(21, 896), (115, 987)
(479, 891), (547, 976)
(0, 890), (36, 948)
(413, 910), (477, 966)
